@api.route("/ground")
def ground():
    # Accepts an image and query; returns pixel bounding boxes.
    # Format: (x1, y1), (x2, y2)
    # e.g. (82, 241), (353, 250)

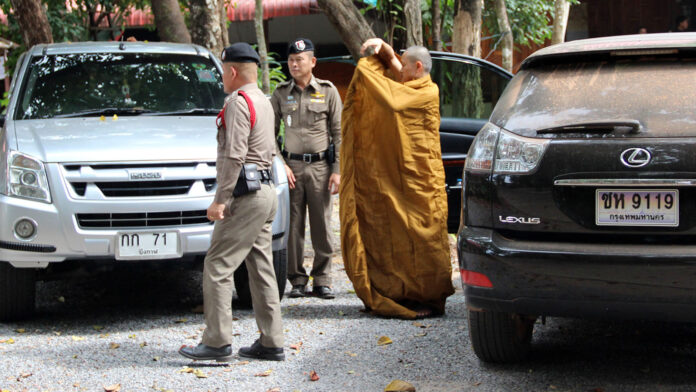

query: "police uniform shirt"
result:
(271, 76), (342, 173)
(214, 83), (275, 206)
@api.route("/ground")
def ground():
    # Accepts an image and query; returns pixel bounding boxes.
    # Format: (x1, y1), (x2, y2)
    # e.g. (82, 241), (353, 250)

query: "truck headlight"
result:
(8, 151), (51, 203)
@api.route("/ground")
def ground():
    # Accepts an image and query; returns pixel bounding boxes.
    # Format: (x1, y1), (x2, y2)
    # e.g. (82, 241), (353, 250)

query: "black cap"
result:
(288, 38), (314, 56)
(221, 42), (260, 64)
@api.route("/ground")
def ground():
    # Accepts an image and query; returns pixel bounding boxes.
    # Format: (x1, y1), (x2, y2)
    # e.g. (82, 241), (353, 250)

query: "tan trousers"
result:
(201, 184), (283, 348)
(287, 159), (334, 287)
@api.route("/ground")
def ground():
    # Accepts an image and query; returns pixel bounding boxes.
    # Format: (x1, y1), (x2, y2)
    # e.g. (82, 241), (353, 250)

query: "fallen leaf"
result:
(412, 322), (425, 328)
(0, 338), (15, 344)
(346, 352), (357, 357)
(128, 334), (136, 339)
(53, 331), (62, 336)
(338, 310), (345, 316)
(100, 333), (110, 338)
(109, 342), (120, 349)
(193, 369), (207, 378)
(73, 383), (80, 387)
(99, 115), (106, 121)
(348, 370), (355, 374)
(289, 342), (303, 350)
(255, 370), (272, 377)
(174, 318), (188, 324)
(15, 328), (26, 334)
(17, 372), (32, 380)
(347, 289), (356, 294)
(309, 370), (320, 381)
(104, 384), (121, 392)
(473, 381), (482, 386)
(377, 336), (393, 346)
(266, 389), (281, 392)
(73, 354), (78, 359)
(185, 335), (198, 340)
(384, 380), (415, 392)
(140, 342), (148, 347)
(153, 356), (160, 361)
(179, 367), (194, 373)
(93, 325), (104, 331)
(72, 336), (85, 342)
(414, 333), (428, 337)
(233, 317), (239, 321)
(57, 296), (66, 303)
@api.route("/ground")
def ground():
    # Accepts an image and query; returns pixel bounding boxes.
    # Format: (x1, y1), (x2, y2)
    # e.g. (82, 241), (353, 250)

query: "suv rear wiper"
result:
(151, 108), (220, 116)
(54, 108), (153, 118)
(536, 120), (642, 135)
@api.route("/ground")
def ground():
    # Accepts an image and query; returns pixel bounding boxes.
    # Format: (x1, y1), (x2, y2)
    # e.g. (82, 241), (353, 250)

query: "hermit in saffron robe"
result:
(339, 38), (454, 319)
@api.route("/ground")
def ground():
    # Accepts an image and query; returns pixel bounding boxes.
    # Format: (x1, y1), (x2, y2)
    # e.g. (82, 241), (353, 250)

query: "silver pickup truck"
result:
(0, 42), (289, 320)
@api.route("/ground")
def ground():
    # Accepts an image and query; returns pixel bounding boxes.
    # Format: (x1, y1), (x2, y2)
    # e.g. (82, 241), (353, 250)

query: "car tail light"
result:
(465, 122), (550, 175)
(464, 122), (500, 172)
(494, 130), (549, 174)
(461, 270), (493, 288)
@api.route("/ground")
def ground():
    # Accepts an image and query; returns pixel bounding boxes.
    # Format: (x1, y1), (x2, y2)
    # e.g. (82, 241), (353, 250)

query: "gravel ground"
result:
(2, 198), (696, 391)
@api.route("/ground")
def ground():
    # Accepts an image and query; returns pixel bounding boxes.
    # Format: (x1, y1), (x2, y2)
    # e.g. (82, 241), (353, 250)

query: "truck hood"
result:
(13, 116), (217, 163)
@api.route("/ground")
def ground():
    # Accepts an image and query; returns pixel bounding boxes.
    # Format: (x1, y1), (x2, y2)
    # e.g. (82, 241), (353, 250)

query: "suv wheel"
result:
(468, 309), (535, 363)
(0, 263), (36, 321)
(233, 249), (288, 309)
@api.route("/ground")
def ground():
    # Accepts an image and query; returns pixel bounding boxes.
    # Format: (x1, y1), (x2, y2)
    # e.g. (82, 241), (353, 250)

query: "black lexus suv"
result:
(458, 33), (696, 362)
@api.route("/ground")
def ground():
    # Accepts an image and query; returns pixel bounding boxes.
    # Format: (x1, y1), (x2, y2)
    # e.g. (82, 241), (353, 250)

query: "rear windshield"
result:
(491, 57), (696, 137)
(16, 53), (226, 119)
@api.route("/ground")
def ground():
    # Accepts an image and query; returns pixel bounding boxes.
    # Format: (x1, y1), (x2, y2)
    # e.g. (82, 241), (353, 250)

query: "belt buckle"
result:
(303, 153), (312, 163)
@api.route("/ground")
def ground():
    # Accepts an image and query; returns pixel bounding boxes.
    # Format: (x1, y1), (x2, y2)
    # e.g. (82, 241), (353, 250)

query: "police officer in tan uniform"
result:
(271, 38), (342, 299)
(179, 43), (284, 362)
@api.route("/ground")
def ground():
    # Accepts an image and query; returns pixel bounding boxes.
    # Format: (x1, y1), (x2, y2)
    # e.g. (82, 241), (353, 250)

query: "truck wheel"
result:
(233, 249), (288, 309)
(468, 309), (535, 363)
(0, 263), (36, 321)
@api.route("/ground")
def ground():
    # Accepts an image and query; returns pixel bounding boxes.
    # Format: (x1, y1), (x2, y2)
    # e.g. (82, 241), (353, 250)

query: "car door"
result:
(429, 52), (512, 232)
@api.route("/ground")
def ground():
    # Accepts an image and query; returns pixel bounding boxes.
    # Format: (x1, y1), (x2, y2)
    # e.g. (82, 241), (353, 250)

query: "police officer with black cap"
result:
(271, 38), (342, 300)
(179, 42), (285, 362)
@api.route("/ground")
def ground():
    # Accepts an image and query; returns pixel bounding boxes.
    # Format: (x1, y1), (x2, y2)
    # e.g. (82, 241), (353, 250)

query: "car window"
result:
(493, 57), (696, 137)
(431, 57), (509, 120)
(16, 53), (226, 119)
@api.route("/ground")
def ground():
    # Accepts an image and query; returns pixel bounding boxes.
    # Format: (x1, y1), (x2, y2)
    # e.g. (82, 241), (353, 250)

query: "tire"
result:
(468, 309), (535, 363)
(0, 263), (36, 321)
(233, 249), (288, 309)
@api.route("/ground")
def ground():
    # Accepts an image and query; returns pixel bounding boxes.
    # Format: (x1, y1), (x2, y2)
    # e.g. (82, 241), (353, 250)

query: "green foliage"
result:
(255, 51), (287, 93)
(482, 0), (579, 47)
(421, 0), (455, 50)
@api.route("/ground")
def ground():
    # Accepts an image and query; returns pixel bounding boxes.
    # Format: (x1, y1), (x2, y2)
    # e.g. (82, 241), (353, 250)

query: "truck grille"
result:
(76, 210), (211, 229)
(72, 180), (196, 197)
(62, 162), (216, 199)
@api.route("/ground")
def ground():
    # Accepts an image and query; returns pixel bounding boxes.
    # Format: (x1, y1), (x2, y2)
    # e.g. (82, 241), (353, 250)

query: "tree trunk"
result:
(190, 0), (230, 56)
(255, 0), (270, 93)
(10, 0), (53, 47)
(151, 0), (191, 43)
(552, 0), (571, 45)
(404, 0), (423, 47)
(317, 0), (376, 62)
(493, 0), (513, 72)
(432, 0), (442, 51)
(453, 0), (483, 57)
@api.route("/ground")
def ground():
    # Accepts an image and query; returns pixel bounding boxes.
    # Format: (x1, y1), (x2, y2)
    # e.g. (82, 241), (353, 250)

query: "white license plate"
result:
(596, 189), (679, 227)
(115, 231), (181, 260)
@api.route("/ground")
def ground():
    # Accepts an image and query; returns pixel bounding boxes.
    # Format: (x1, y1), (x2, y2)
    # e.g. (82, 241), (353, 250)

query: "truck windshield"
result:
(16, 53), (226, 119)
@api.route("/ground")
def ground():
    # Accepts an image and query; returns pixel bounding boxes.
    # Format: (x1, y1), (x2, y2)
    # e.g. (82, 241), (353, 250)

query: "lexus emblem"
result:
(620, 148), (651, 168)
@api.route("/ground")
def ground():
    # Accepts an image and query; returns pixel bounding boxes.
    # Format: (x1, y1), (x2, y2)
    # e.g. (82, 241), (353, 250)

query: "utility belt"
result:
(233, 164), (273, 197)
(282, 144), (335, 164)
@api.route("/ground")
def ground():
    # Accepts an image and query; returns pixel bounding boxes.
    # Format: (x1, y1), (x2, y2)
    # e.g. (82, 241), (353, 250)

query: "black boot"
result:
(238, 339), (285, 361)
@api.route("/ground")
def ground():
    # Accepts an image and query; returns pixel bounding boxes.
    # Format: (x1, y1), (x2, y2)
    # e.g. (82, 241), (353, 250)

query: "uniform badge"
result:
(295, 40), (306, 51)
(310, 92), (325, 99)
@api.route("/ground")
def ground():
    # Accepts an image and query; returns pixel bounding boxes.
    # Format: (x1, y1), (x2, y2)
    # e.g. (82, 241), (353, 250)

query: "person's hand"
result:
(360, 38), (386, 57)
(285, 164), (296, 189)
(207, 202), (226, 221)
(328, 173), (340, 195)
